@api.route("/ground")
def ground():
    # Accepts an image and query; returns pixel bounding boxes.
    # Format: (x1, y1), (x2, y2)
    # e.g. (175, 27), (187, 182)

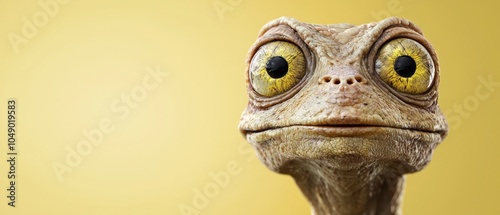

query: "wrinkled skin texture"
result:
(239, 17), (448, 215)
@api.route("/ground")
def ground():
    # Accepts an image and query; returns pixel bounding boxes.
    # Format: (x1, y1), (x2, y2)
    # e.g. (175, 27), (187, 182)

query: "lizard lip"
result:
(243, 123), (444, 137)
(242, 117), (387, 134)
(245, 125), (395, 136)
(241, 117), (447, 137)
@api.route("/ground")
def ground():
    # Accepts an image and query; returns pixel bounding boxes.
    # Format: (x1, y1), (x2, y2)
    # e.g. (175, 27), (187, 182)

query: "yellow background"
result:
(0, 0), (498, 214)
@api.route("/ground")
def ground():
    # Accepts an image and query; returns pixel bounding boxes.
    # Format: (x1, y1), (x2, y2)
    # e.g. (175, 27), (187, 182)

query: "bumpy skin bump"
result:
(239, 17), (448, 215)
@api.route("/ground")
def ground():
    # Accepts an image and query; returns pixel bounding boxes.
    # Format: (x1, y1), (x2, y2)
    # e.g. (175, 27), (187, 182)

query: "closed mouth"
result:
(244, 124), (445, 137)
(241, 116), (447, 138)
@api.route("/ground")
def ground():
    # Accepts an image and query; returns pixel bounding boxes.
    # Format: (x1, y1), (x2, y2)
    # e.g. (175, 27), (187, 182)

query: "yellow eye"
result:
(249, 41), (306, 97)
(375, 38), (435, 94)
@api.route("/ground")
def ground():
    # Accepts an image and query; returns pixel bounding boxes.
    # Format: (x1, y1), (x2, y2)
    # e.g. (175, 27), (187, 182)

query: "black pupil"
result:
(266, 56), (288, 79)
(394, 55), (417, 78)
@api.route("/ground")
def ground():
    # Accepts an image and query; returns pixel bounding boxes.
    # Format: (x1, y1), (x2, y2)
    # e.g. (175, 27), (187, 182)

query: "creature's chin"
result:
(245, 125), (442, 173)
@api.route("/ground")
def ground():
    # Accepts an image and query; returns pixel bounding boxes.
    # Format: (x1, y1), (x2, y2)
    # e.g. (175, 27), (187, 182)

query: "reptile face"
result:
(239, 17), (448, 214)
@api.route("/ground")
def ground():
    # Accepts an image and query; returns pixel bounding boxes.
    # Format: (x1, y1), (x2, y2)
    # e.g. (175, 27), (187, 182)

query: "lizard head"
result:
(239, 17), (448, 176)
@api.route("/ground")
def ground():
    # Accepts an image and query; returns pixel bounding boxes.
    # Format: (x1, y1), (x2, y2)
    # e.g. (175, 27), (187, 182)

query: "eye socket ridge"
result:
(245, 25), (316, 107)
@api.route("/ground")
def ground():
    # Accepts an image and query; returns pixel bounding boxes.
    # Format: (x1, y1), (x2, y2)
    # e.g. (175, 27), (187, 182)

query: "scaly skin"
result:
(239, 17), (448, 215)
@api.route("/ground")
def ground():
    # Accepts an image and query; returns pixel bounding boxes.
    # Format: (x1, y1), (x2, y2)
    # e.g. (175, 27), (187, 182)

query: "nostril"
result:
(319, 76), (332, 84)
(320, 75), (367, 85)
(354, 75), (365, 83)
(333, 78), (341, 85)
(346, 78), (354, 85)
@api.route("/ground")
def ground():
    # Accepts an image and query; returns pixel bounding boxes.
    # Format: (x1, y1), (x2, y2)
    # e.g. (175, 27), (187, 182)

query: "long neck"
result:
(284, 161), (405, 215)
